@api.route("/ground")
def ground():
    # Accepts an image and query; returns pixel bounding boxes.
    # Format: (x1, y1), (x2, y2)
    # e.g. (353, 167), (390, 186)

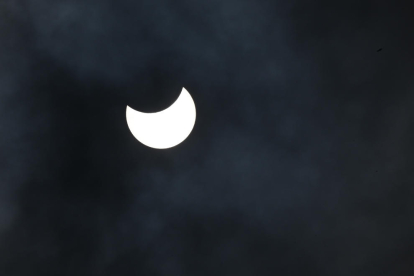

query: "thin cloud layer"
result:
(1, 0), (414, 275)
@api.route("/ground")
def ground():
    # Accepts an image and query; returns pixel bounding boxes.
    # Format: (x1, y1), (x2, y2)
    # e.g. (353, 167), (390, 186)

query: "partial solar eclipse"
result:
(126, 87), (196, 149)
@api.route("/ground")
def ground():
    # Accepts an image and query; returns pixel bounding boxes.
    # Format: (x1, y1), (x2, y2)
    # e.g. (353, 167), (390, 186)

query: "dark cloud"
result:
(1, 0), (414, 275)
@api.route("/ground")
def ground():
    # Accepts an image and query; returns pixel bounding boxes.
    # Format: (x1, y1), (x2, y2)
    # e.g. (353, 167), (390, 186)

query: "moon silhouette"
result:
(126, 87), (196, 149)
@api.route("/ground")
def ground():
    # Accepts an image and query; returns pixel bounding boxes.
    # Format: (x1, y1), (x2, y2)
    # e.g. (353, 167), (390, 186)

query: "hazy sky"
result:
(1, 0), (414, 275)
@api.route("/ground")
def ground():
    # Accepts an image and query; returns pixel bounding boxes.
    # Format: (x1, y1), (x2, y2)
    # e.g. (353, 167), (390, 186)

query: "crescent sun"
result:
(126, 87), (196, 149)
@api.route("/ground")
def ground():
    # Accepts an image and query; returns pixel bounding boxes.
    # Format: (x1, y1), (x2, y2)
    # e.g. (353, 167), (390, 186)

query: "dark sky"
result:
(1, 0), (414, 275)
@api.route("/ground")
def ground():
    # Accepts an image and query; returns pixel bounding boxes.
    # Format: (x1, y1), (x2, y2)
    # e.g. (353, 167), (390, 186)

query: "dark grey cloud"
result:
(1, 0), (414, 275)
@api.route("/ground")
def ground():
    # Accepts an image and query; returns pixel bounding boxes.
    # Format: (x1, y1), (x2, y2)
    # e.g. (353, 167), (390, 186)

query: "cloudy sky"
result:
(1, 0), (414, 275)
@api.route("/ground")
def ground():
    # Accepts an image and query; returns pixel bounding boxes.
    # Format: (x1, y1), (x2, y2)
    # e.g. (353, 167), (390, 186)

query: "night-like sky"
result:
(1, 0), (414, 275)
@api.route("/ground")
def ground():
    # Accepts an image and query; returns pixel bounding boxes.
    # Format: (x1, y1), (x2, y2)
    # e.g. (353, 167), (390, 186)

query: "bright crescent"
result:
(126, 87), (196, 149)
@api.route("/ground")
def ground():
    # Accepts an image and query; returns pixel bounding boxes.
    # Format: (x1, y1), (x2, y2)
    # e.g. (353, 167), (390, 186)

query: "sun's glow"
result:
(126, 87), (196, 149)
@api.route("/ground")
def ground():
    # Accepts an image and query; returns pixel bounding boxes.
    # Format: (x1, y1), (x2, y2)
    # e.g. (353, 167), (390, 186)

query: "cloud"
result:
(1, 0), (414, 275)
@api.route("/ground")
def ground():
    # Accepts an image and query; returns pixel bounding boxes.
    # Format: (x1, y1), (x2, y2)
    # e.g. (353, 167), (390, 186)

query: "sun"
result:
(126, 87), (196, 149)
